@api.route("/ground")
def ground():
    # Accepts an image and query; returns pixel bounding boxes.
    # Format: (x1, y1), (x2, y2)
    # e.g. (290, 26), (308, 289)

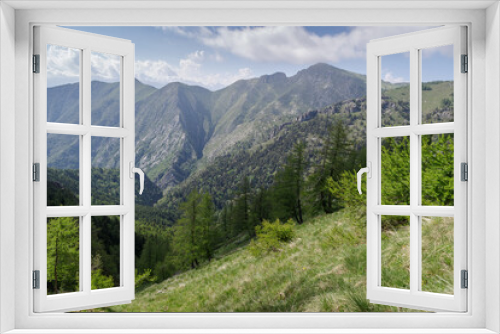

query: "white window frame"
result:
(1, 1), (499, 333)
(365, 26), (467, 312)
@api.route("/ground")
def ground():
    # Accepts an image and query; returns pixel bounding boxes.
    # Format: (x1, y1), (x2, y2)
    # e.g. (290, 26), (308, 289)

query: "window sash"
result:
(366, 26), (467, 312)
(33, 25), (136, 313)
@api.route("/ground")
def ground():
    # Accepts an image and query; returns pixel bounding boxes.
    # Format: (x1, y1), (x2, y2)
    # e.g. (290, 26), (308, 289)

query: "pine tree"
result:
(173, 190), (204, 269)
(47, 217), (79, 294)
(233, 176), (252, 236)
(199, 193), (216, 261)
(273, 140), (307, 224)
(306, 120), (355, 213)
(219, 205), (230, 241)
(250, 187), (272, 231)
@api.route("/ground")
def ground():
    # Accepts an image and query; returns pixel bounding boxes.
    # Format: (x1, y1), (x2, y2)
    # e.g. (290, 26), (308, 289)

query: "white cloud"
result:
(91, 52), (121, 82)
(157, 26), (214, 39)
(47, 44), (250, 90)
(47, 45), (80, 87)
(135, 51), (253, 90)
(212, 52), (224, 62)
(47, 46), (122, 87)
(383, 71), (406, 83)
(168, 26), (432, 65)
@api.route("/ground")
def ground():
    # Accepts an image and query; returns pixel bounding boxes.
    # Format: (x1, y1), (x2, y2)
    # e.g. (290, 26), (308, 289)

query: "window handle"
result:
(357, 162), (372, 195)
(129, 161), (145, 195)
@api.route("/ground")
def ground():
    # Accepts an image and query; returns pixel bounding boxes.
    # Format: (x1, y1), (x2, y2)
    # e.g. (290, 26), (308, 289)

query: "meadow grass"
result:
(91, 212), (452, 312)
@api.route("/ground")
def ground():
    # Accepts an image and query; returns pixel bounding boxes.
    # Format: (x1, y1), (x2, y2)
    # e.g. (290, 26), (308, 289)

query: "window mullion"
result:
(409, 47), (420, 294)
(82, 47), (92, 294)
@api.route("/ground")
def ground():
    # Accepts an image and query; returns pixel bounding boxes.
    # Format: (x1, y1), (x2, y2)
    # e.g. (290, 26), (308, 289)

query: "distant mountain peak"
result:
(258, 72), (287, 84)
(300, 63), (346, 75)
(308, 62), (335, 70)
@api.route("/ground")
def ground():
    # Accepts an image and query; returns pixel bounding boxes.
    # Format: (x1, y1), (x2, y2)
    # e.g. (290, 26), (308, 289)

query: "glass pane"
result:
(91, 52), (121, 127)
(47, 44), (80, 124)
(47, 217), (80, 295)
(381, 137), (410, 205)
(91, 216), (121, 290)
(421, 216), (454, 294)
(47, 134), (80, 206)
(381, 215), (410, 289)
(421, 134), (454, 206)
(380, 52), (410, 127)
(91, 137), (120, 205)
(421, 45), (454, 124)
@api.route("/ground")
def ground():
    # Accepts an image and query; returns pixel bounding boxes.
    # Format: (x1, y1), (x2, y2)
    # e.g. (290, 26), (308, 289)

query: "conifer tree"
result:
(173, 190), (204, 269)
(307, 120), (354, 213)
(199, 192), (216, 261)
(47, 217), (79, 294)
(234, 176), (253, 236)
(251, 187), (272, 229)
(273, 140), (307, 224)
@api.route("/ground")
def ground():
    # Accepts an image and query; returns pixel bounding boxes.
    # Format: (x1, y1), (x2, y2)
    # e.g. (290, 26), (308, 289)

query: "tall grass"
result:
(89, 212), (452, 313)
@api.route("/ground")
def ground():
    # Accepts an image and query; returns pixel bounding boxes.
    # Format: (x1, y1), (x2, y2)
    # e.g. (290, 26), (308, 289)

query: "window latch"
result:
(129, 162), (145, 195)
(357, 162), (372, 194)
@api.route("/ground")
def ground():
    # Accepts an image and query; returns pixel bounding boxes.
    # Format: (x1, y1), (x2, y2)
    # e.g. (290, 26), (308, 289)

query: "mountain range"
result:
(46, 61), (453, 221)
(47, 63), (372, 190)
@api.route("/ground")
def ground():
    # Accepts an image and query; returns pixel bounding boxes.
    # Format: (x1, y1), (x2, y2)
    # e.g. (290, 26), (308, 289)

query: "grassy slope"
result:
(94, 213), (453, 313)
(383, 81), (453, 115)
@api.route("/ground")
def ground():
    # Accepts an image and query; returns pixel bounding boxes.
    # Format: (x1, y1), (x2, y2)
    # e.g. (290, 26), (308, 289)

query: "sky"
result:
(47, 26), (454, 90)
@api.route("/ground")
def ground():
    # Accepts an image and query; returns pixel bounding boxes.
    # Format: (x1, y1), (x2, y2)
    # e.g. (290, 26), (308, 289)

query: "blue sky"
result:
(49, 26), (454, 90)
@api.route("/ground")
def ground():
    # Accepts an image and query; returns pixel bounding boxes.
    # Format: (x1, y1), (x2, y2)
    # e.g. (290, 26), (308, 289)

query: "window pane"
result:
(421, 45), (454, 124)
(47, 44), (80, 124)
(47, 217), (80, 295)
(91, 216), (121, 290)
(47, 134), (80, 206)
(380, 52), (410, 127)
(381, 137), (410, 205)
(91, 52), (121, 127)
(421, 216), (454, 294)
(381, 215), (410, 289)
(91, 137), (120, 205)
(421, 134), (454, 206)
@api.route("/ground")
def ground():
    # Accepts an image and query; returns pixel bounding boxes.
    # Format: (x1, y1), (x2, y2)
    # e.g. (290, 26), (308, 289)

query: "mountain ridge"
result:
(47, 63), (401, 190)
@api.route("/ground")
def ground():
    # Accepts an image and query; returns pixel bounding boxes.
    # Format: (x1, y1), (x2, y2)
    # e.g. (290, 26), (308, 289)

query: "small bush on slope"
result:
(248, 219), (296, 256)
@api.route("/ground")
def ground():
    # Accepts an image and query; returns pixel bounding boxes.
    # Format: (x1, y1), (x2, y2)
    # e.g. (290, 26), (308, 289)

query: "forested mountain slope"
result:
(48, 63), (374, 189)
(157, 80), (453, 218)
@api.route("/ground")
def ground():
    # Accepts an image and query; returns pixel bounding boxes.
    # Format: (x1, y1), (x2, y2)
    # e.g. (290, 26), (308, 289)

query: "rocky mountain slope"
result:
(47, 63), (405, 191)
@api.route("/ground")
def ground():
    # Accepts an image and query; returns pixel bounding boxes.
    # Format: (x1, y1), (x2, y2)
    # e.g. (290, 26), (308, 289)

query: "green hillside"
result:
(90, 212), (452, 313)
(381, 81), (453, 126)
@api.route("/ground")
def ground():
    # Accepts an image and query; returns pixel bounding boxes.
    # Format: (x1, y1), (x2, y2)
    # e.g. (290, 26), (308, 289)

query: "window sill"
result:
(4, 330), (498, 334)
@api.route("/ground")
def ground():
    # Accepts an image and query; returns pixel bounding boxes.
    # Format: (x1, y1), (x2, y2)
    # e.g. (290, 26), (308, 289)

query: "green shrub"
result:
(91, 269), (114, 290)
(249, 219), (295, 256)
(135, 268), (157, 290)
(327, 134), (453, 229)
